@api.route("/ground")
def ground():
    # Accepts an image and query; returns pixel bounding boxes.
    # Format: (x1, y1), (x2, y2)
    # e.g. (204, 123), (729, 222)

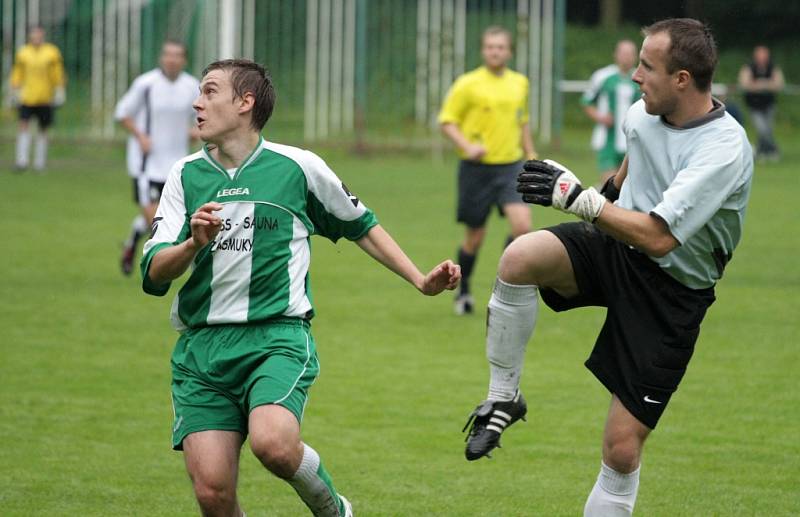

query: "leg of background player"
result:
(33, 128), (48, 171)
(15, 120), (31, 169)
(126, 214), (148, 248)
(455, 225), (486, 314)
(584, 395), (650, 516)
(121, 214), (148, 276)
(183, 430), (246, 517)
(502, 203), (531, 250)
(249, 405), (348, 516)
(143, 201), (158, 227)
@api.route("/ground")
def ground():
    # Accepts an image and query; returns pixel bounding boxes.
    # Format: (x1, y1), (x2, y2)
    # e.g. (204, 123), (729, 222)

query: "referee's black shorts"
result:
(540, 222), (716, 429)
(19, 105), (54, 129)
(456, 159), (525, 228)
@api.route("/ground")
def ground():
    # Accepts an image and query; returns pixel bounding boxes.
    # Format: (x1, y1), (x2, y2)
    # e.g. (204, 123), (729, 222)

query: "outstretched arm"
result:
(356, 225), (461, 295)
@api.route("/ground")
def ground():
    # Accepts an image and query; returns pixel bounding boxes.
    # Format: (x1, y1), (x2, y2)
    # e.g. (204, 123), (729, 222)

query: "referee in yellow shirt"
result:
(10, 26), (65, 172)
(439, 26), (537, 315)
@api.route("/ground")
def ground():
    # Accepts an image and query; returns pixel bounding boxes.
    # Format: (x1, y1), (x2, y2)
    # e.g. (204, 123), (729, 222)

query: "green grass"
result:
(0, 127), (798, 516)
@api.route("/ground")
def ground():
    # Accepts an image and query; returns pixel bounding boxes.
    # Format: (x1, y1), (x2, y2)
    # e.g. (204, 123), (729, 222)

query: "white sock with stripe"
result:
(584, 462), (640, 517)
(16, 130), (31, 167)
(33, 133), (48, 170)
(486, 278), (538, 401)
(287, 443), (345, 517)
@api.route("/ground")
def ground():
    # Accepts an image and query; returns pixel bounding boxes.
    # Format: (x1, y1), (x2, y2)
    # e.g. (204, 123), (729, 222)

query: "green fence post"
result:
(553, 0), (565, 150)
(354, 0), (367, 152)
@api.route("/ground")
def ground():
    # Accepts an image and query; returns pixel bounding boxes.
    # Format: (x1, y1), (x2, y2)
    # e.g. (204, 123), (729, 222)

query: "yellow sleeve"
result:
(50, 46), (65, 87)
(10, 49), (24, 88)
(519, 76), (530, 125)
(438, 77), (470, 125)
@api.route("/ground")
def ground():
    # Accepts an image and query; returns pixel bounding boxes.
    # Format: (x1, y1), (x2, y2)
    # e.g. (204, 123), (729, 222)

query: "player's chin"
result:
(198, 127), (216, 143)
(641, 96), (659, 115)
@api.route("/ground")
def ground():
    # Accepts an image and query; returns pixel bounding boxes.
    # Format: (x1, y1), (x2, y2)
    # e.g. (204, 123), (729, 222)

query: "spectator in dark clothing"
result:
(738, 46), (784, 161)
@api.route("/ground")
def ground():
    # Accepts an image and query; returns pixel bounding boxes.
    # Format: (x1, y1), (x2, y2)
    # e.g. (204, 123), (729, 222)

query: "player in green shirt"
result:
(142, 59), (460, 517)
(581, 40), (640, 184)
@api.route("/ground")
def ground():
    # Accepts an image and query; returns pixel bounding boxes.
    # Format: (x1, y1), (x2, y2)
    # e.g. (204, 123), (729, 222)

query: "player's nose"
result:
(632, 66), (643, 85)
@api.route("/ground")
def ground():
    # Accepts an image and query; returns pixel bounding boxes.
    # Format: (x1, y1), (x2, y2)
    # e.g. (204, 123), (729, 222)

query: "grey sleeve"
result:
(650, 137), (748, 245)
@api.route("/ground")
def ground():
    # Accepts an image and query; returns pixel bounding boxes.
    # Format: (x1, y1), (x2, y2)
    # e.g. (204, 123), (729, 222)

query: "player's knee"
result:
(603, 435), (642, 473)
(192, 477), (236, 511)
(498, 238), (536, 284)
(250, 434), (298, 478)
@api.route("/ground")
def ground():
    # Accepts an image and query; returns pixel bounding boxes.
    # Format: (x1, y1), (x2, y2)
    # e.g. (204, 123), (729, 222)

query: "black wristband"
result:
(600, 175), (621, 202)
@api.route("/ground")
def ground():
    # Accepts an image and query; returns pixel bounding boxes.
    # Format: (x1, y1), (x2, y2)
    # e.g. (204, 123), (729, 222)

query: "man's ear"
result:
(238, 92), (255, 115)
(675, 69), (692, 90)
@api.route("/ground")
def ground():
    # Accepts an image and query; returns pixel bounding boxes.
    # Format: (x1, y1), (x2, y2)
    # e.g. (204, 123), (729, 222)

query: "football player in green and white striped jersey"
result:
(142, 59), (460, 517)
(581, 40), (640, 185)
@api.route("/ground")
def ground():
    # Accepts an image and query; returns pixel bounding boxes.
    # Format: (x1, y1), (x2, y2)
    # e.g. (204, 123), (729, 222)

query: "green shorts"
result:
(597, 146), (625, 173)
(170, 318), (319, 450)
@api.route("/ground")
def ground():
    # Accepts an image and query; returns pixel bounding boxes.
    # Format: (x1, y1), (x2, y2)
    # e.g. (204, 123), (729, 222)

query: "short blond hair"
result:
(481, 26), (513, 47)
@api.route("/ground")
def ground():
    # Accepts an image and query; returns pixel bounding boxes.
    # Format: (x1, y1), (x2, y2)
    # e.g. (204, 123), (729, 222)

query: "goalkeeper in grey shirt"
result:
(461, 18), (753, 516)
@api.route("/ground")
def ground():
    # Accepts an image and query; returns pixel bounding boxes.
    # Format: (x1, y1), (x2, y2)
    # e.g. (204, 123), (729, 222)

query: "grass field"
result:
(0, 128), (798, 516)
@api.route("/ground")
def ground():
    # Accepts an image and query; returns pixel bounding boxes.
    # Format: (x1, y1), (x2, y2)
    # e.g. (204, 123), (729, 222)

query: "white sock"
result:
(126, 215), (148, 247)
(486, 278), (539, 401)
(33, 133), (48, 170)
(16, 130), (31, 167)
(584, 462), (640, 517)
(287, 444), (343, 517)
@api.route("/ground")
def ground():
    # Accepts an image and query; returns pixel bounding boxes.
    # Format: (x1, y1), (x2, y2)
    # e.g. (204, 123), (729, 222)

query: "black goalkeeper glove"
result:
(517, 159), (607, 222)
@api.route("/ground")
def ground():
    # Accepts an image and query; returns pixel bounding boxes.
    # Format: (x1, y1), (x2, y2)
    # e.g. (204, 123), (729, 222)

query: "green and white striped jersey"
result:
(581, 69), (640, 153)
(141, 137), (378, 331)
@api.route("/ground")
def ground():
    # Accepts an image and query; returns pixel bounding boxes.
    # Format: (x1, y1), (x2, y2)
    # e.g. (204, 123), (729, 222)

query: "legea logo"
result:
(217, 187), (250, 198)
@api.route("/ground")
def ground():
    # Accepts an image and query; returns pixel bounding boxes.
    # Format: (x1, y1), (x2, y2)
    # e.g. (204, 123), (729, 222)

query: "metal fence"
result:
(1, 0), (566, 146)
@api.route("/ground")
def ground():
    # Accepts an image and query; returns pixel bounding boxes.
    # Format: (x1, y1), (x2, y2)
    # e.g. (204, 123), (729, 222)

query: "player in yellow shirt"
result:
(439, 26), (537, 314)
(10, 26), (65, 172)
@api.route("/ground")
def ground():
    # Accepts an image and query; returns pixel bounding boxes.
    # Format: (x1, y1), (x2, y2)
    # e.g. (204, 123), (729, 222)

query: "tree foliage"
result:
(568, 0), (800, 48)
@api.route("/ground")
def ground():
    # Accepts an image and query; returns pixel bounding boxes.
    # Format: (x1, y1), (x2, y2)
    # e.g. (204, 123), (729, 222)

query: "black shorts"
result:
(456, 160), (525, 228)
(540, 222), (716, 429)
(19, 105), (54, 129)
(132, 176), (166, 207)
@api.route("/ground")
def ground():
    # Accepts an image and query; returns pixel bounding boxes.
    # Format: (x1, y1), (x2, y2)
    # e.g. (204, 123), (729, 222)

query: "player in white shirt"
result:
(116, 40), (199, 275)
